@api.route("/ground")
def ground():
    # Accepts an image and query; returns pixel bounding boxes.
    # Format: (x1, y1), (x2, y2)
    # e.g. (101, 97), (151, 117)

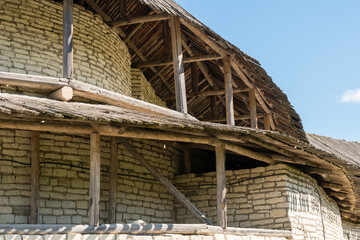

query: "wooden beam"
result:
(191, 63), (199, 94)
(30, 131), (40, 224)
(89, 133), (101, 226)
(263, 114), (271, 130)
(119, 0), (127, 18)
(63, 0), (73, 79)
(0, 72), (69, 91)
(110, 14), (170, 27)
(48, 86), (73, 102)
(200, 113), (265, 123)
(224, 56), (234, 126)
(0, 119), (293, 165)
(179, 19), (227, 57)
(163, 20), (171, 60)
(108, 137), (118, 224)
(85, 0), (112, 22)
(249, 89), (257, 129)
(162, 88), (249, 100)
(230, 62), (275, 129)
(170, 16), (187, 114)
(119, 139), (212, 225)
(184, 149), (191, 174)
(134, 55), (222, 68)
(215, 145), (227, 229)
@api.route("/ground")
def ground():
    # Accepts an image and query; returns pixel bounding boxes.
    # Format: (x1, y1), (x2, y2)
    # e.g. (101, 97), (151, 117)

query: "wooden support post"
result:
(264, 114), (271, 130)
(191, 63), (199, 94)
(63, 0), (73, 79)
(89, 133), (101, 226)
(163, 20), (171, 60)
(184, 149), (191, 174)
(30, 131), (40, 224)
(170, 16), (187, 114)
(215, 145), (227, 229)
(119, 139), (212, 225)
(249, 89), (257, 129)
(108, 137), (118, 223)
(224, 56), (235, 126)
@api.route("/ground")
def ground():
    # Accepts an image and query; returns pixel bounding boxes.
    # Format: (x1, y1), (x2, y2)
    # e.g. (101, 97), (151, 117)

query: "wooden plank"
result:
(69, 79), (194, 120)
(63, 0), (73, 79)
(215, 145), (227, 229)
(134, 55), (222, 68)
(200, 113), (265, 123)
(110, 14), (170, 27)
(249, 89), (257, 129)
(85, 0), (112, 22)
(108, 137), (118, 224)
(170, 16), (187, 114)
(30, 131), (40, 224)
(89, 133), (101, 226)
(119, 139), (212, 225)
(162, 88), (249, 100)
(223, 56), (234, 126)
(184, 149), (191, 173)
(48, 86), (73, 102)
(264, 114), (271, 130)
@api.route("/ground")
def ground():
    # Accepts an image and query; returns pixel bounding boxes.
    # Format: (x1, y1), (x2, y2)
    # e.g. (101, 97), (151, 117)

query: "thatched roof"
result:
(76, 0), (306, 142)
(1, 92), (360, 222)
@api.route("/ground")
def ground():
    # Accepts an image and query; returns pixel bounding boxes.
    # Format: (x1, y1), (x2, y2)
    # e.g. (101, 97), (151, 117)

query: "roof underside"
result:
(71, 0), (307, 142)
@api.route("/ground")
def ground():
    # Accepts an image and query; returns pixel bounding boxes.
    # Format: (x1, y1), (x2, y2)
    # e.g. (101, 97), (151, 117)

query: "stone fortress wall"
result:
(0, 130), (180, 224)
(0, 0), (131, 96)
(0, 0), (359, 239)
(174, 164), (346, 240)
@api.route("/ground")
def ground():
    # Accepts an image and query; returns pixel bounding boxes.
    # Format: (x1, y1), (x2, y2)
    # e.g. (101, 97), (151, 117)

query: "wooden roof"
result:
(72, 0), (307, 142)
(1, 92), (360, 222)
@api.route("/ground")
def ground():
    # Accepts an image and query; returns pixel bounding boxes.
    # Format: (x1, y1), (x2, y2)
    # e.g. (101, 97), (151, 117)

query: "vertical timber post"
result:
(30, 131), (40, 224)
(264, 114), (271, 130)
(184, 149), (191, 174)
(224, 56), (235, 126)
(249, 89), (258, 129)
(169, 16), (187, 114)
(108, 137), (118, 223)
(216, 144), (227, 229)
(89, 133), (101, 226)
(63, 0), (73, 79)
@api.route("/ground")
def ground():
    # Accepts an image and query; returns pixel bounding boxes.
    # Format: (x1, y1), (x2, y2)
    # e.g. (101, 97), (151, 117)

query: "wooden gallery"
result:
(0, 0), (359, 239)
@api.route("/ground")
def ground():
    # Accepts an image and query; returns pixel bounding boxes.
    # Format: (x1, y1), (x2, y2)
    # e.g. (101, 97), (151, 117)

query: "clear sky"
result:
(176, 0), (360, 142)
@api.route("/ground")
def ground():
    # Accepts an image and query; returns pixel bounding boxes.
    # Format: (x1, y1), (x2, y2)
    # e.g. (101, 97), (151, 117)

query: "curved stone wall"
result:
(0, 0), (131, 96)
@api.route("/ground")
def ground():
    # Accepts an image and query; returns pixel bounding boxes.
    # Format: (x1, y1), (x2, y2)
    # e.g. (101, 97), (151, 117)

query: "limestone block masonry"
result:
(0, 129), (181, 224)
(0, 0), (131, 96)
(174, 164), (345, 240)
(131, 69), (167, 107)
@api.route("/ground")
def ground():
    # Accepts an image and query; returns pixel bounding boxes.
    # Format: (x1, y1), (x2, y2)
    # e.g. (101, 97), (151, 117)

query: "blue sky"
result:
(176, 0), (360, 142)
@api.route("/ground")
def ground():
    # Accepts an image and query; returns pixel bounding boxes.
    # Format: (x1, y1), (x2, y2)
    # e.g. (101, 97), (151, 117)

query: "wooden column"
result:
(215, 145), (227, 229)
(63, 0), (73, 79)
(108, 137), (118, 223)
(184, 149), (191, 174)
(249, 89), (258, 129)
(89, 133), (101, 226)
(169, 16), (187, 114)
(264, 114), (271, 130)
(30, 131), (40, 224)
(224, 56), (235, 126)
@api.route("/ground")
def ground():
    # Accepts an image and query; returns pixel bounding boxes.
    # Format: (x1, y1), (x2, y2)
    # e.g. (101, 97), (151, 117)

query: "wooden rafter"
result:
(133, 54), (222, 68)
(110, 14), (170, 27)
